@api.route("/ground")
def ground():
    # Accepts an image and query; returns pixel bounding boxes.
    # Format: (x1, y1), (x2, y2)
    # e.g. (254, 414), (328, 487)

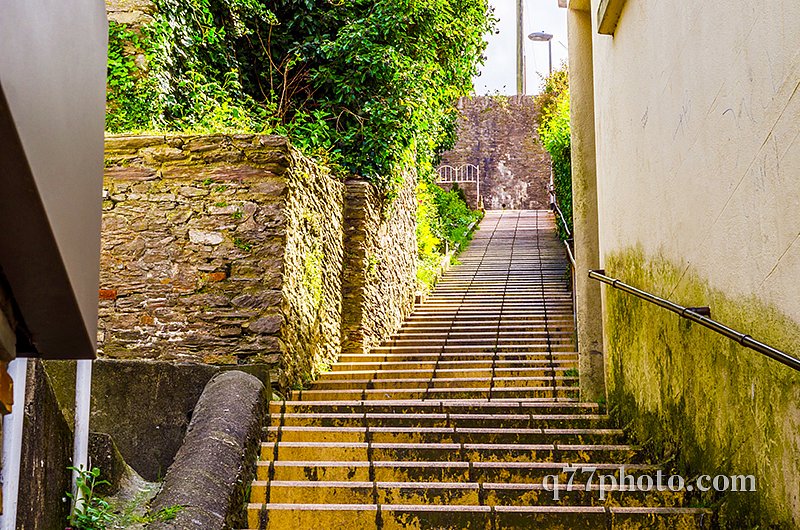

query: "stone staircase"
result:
(247, 210), (711, 529)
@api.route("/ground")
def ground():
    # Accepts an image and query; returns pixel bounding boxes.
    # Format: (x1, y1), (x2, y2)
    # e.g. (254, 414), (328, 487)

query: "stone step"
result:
(310, 376), (579, 390)
(261, 441), (640, 463)
(259, 460), (658, 483)
(248, 503), (712, 530)
(271, 400), (602, 416)
(271, 412), (611, 429)
(398, 323), (575, 332)
(387, 332), (576, 342)
(266, 425), (623, 445)
(254, 480), (687, 508)
(400, 322), (576, 332)
(336, 351), (579, 362)
(290, 386), (579, 401)
(367, 347), (578, 356)
(406, 312), (575, 319)
(383, 339), (577, 348)
(321, 366), (577, 381)
(329, 360), (578, 372)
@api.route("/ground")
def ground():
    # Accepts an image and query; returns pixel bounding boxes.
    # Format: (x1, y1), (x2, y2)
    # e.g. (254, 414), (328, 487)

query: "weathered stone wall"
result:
(438, 95), (550, 210)
(101, 135), (344, 386)
(341, 175), (417, 354)
(280, 154), (345, 384)
(101, 134), (417, 386)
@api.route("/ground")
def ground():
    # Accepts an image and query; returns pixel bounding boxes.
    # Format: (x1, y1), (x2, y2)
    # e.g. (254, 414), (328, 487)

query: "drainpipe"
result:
(1, 358), (28, 530)
(71, 359), (93, 509)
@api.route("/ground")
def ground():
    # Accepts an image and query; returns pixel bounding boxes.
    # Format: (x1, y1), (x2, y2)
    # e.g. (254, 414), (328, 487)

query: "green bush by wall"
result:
(536, 66), (572, 238)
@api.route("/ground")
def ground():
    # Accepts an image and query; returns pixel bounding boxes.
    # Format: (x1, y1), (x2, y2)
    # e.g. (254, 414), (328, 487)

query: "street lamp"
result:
(528, 31), (556, 211)
(528, 31), (553, 75)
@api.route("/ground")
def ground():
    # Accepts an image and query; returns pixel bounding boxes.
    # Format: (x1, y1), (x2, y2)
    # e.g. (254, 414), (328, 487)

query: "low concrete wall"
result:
(18, 360), (73, 530)
(44, 359), (269, 482)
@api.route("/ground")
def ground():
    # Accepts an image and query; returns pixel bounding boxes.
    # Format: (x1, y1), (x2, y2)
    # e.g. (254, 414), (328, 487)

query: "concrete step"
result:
(265, 425), (625, 445)
(261, 441), (640, 463)
(320, 366), (577, 381)
(329, 360), (578, 372)
(271, 412), (612, 429)
(309, 376), (578, 391)
(270, 400), (603, 416)
(248, 503), (712, 529)
(290, 386), (580, 401)
(259, 460), (659, 483)
(335, 351), (579, 362)
(253, 479), (687, 507)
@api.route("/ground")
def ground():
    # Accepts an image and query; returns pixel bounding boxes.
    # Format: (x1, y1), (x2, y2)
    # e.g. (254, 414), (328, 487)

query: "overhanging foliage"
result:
(106, 0), (495, 195)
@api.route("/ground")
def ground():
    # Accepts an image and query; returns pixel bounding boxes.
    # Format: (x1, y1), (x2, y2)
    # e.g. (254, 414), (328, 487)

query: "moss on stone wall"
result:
(604, 247), (800, 528)
(279, 152), (344, 388)
(101, 134), (345, 390)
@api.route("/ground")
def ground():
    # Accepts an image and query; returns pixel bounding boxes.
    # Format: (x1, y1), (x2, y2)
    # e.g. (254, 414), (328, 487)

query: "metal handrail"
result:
(589, 270), (800, 372)
(548, 183), (571, 239)
(548, 183), (577, 329)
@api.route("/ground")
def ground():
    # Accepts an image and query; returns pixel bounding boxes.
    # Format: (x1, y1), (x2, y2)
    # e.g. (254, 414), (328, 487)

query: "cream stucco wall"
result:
(590, 0), (800, 325)
(577, 1), (800, 524)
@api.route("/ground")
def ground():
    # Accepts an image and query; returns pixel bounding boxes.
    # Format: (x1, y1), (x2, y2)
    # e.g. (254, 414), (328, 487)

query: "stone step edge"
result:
(261, 441), (639, 451)
(272, 399), (599, 407)
(253, 480), (689, 495)
(266, 426), (623, 435)
(248, 503), (712, 515)
(273, 413), (610, 421)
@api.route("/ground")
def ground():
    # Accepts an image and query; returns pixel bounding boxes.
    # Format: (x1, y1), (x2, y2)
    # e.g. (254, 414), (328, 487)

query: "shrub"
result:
(537, 66), (572, 238)
(416, 181), (482, 292)
(106, 0), (496, 195)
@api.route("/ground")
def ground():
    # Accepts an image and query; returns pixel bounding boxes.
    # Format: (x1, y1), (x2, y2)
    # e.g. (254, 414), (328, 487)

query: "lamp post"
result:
(528, 31), (555, 211)
(528, 31), (553, 75)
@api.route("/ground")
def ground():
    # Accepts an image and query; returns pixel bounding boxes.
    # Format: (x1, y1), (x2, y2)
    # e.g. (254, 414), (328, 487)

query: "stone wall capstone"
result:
(439, 95), (550, 210)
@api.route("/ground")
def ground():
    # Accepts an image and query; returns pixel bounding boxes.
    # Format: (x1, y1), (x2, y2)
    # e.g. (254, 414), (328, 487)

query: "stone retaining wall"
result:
(101, 134), (413, 387)
(439, 95), (550, 210)
(101, 135), (345, 386)
(341, 176), (417, 354)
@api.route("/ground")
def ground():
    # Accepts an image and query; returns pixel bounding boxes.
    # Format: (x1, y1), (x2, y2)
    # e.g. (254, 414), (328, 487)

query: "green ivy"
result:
(106, 21), (160, 132)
